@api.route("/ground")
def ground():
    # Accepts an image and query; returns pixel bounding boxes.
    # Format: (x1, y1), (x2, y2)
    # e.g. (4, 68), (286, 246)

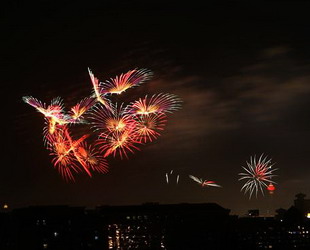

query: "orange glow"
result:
(136, 105), (160, 115)
(71, 106), (86, 120)
(106, 118), (127, 132)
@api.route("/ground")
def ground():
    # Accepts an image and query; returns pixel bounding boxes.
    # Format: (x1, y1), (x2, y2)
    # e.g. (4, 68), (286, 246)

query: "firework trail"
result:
(238, 154), (278, 199)
(165, 170), (180, 184)
(23, 68), (181, 181)
(88, 68), (112, 111)
(189, 175), (222, 188)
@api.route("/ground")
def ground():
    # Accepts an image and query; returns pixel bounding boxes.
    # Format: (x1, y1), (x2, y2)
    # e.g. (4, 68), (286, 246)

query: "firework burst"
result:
(238, 154), (278, 199)
(133, 113), (167, 143)
(89, 103), (135, 136)
(99, 68), (153, 95)
(126, 93), (182, 115)
(76, 142), (109, 174)
(49, 129), (81, 181)
(96, 128), (141, 159)
(69, 96), (97, 122)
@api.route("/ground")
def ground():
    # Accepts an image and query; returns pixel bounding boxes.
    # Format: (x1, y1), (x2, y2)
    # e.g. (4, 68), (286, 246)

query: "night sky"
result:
(3, 0), (310, 216)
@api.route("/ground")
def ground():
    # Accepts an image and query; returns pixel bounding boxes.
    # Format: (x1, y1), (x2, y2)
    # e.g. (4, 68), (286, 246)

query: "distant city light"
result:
(3, 204), (8, 209)
(306, 213), (310, 219)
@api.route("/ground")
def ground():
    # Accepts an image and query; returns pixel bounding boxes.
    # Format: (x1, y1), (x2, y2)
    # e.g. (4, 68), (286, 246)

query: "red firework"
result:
(49, 129), (81, 181)
(76, 141), (109, 174)
(96, 128), (142, 159)
(132, 113), (167, 143)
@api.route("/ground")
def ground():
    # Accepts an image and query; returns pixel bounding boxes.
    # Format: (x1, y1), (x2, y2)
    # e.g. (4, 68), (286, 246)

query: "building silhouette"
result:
(0, 195), (310, 249)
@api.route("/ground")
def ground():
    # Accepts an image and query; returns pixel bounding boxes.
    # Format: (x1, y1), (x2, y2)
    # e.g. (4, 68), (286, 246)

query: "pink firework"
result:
(127, 93), (182, 115)
(99, 68), (153, 95)
(69, 96), (97, 122)
(23, 96), (71, 124)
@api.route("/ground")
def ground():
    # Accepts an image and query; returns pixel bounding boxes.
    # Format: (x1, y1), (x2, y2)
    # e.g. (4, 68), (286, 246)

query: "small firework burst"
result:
(238, 154), (278, 199)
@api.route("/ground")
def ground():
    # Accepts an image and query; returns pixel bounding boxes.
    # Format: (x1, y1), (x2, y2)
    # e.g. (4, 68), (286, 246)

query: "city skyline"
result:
(2, 0), (310, 216)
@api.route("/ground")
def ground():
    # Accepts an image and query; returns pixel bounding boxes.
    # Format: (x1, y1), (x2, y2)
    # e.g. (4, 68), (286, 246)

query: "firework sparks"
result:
(69, 96), (97, 122)
(76, 142), (109, 174)
(89, 103), (135, 136)
(88, 68), (112, 111)
(189, 175), (222, 188)
(238, 154), (278, 199)
(100, 68), (153, 95)
(96, 128), (141, 159)
(49, 129), (81, 181)
(23, 96), (72, 125)
(133, 113), (167, 143)
(165, 170), (180, 184)
(23, 68), (181, 181)
(127, 93), (182, 115)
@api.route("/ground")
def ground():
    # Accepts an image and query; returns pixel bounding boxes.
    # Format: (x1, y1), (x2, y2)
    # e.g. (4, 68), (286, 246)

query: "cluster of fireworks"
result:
(23, 68), (182, 181)
(23, 68), (278, 200)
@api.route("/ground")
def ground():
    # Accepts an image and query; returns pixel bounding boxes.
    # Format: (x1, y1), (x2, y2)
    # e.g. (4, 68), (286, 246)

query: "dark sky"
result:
(2, 0), (310, 216)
